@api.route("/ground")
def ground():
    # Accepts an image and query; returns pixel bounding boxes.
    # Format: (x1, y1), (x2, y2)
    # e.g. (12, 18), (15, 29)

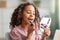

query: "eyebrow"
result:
(25, 10), (35, 12)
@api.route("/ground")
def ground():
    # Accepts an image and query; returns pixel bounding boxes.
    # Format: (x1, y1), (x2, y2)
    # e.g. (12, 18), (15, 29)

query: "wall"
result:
(59, 0), (60, 29)
(0, 0), (21, 39)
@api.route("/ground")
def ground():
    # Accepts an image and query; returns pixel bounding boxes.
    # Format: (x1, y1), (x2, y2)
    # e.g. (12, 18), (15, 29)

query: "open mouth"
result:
(28, 18), (34, 26)
(28, 18), (33, 23)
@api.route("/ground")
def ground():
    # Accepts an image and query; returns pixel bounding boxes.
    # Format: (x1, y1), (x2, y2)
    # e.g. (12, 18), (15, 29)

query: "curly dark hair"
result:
(10, 2), (40, 28)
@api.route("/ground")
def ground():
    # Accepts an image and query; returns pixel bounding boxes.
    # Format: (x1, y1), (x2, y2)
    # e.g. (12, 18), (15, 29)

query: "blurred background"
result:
(0, 0), (59, 40)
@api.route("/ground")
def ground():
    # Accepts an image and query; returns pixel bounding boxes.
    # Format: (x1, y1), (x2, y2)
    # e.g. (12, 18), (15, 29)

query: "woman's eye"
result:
(33, 12), (35, 15)
(27, 11), (30, 14)
(26, 11), (35, 15)
(33, 13), (35, 15)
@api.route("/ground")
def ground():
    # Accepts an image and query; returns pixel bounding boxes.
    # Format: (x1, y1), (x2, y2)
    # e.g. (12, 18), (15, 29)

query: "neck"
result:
(21, 20), (29, 30)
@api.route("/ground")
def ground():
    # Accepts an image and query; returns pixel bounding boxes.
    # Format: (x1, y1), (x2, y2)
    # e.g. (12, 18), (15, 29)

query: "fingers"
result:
(44, 28), (51, 37)
(29, 22), (35, 30)
(28, 22), (35, 34)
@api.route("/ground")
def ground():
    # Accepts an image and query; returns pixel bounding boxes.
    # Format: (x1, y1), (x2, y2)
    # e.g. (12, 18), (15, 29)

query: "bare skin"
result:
(21, 5), (51, 40)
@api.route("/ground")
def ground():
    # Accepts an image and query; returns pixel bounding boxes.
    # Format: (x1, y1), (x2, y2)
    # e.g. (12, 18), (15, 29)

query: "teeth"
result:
(28, 18), (33, 20)
(28, 19), (32, 22)
(29, 20), (33, 26)
(29, 19), (33, 20)
(28, 18), (33, 23)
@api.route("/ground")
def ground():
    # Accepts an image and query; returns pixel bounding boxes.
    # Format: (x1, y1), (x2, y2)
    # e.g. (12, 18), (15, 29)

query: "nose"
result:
(30, 13), (33, 17)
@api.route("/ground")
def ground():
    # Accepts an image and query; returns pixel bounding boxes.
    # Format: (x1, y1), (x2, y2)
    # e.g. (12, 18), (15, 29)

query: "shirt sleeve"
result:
(35, 29), (42, 40)
(10, 29), (22, 40)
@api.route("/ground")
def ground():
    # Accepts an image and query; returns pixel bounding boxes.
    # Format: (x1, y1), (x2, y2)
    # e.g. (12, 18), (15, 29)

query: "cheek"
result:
(34, 16), (35, 19)
(23, 13), (29, 20)
(24, 14), (29, 18)
(33, 15), (35, 20)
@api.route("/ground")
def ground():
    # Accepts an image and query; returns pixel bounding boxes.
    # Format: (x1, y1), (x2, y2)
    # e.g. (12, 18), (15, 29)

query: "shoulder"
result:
(10, 26), (23, 40)
(10, 25), (22, 34)
(10, 25), (22, 38)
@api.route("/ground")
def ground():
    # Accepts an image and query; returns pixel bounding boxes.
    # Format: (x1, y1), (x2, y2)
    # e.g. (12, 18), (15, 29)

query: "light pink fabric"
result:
(10, 25), (42, 40)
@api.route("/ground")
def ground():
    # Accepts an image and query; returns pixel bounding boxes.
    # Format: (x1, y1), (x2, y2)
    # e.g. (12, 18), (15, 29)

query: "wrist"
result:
(42, 35), (47, 40)
(27, 32), (32, 38)
(42, 37), (46, 40)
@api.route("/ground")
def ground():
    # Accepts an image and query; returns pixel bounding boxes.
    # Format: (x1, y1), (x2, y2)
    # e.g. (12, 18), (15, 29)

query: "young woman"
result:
(10, 2), (51, 40)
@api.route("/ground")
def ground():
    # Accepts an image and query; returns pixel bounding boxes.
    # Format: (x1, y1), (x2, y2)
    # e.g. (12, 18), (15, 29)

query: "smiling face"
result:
(22, 5), (35, 24)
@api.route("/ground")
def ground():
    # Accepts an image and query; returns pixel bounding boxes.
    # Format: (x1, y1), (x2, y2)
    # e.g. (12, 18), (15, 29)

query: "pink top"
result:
(10, 25), (42, 40)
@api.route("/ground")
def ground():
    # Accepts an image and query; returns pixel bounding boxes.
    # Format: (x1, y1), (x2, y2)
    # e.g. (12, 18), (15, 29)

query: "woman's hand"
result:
(28, 22), (35, 34)
(27, 22), (35, 40)
(43, 28), (51, 38)
(42, 28), (51, 40)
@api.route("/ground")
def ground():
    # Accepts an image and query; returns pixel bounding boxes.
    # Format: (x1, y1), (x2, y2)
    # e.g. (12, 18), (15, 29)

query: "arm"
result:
(26, 33), (32, 40)
(27, 31), (35, 40)
(41, 35), (47, 40)
(42, 37), (46, 40)
(26, 22), (36, 40)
